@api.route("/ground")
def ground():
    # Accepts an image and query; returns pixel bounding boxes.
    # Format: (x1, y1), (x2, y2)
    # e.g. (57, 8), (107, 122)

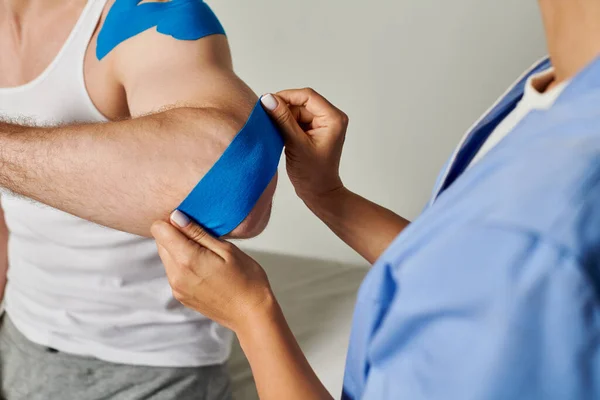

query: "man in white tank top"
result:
(0, 0), (276, 399)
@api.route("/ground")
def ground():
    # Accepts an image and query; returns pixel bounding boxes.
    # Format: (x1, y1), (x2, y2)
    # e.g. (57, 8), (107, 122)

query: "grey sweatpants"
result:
(0, 316), (232, 400)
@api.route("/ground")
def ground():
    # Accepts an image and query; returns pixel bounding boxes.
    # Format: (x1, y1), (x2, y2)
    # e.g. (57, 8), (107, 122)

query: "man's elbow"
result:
(186, 104), (278, 239)
(167, 105), (277, 240)
(227, 174), (278, 239)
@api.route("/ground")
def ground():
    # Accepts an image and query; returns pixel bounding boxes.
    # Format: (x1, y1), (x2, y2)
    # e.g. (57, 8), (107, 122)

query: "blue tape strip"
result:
(178, 102), (284, 236)
(97, 0), (225, 60)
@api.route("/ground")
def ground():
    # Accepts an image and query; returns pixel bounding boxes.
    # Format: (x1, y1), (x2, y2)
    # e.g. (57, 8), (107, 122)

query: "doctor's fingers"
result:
(151, 220), (223, 273)
(155, 242), (191, 291)
(261, 94), (310, 146)
(156, 242), (210, 308)
(168, 210), (229, 259)
(289, 105), (315, 126)
(276, 88), (347, 123)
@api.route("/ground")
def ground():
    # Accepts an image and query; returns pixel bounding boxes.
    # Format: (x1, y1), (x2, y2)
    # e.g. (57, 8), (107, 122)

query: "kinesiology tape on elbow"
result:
(177, 101), (284, 236)
(96, 0), (225, 60)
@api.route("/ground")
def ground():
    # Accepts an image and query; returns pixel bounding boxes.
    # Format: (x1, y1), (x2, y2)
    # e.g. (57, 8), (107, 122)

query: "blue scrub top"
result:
(342, 57), (600, 399)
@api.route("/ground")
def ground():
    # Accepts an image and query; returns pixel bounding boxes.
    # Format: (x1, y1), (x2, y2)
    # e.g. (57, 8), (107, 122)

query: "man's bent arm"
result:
(0, 110), (244, 237)
(0, 33), (275, 238)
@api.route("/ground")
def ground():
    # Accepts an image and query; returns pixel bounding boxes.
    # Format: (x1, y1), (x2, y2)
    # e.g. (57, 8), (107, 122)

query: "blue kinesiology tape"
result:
(178, 102), (284, 237)
(97, 0), (225, 60)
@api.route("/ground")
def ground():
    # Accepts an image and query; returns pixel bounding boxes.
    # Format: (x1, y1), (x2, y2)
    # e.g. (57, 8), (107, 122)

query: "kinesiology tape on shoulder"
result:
(96, 0), (225, 60)
(177, 101), (284, 237)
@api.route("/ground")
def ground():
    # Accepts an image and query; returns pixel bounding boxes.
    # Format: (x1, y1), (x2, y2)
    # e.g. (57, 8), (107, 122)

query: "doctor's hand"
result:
(262, 89), (409, 265)
(151, 211), (274, 333)
(154, 213), (335, 400)
(261, 89), (349, 204)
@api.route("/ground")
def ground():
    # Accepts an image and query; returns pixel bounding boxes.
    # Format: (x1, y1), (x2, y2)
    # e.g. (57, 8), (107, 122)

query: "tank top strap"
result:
(52, 0), (109, 75)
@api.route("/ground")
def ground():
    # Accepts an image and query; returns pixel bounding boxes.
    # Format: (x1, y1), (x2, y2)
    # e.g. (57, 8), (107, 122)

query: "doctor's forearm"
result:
(0, 108), (269, 238)
(305, 187), (409, 264)
(237, 295), (333, 400)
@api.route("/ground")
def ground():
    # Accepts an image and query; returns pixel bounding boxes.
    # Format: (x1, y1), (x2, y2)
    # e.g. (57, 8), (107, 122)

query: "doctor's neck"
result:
(539, 0), (600, 84)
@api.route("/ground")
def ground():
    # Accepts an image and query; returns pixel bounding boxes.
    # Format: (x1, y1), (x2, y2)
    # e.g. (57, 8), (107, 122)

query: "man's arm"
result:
(0, 30), (275, 238)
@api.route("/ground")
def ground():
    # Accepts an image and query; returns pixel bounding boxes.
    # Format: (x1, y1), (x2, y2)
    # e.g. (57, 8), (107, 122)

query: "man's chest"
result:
(0, 3), (128, 121)
(0, 6), (79, 87)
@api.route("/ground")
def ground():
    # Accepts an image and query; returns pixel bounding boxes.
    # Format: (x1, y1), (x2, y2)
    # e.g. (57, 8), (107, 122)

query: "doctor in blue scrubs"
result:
(151, 1), (600, 398)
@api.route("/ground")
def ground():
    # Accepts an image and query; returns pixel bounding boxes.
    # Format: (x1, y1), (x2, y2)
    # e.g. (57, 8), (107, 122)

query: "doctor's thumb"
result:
(169, 210), (222, 252)
(261, 94), (307, 145)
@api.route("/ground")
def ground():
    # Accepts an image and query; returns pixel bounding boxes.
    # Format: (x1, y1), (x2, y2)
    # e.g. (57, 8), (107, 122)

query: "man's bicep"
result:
(117, 32), (256, 118)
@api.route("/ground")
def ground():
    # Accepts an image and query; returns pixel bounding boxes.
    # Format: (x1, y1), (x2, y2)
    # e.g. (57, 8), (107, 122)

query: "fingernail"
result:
(170, 210), (191, 228)
(261, 94), (278, 111)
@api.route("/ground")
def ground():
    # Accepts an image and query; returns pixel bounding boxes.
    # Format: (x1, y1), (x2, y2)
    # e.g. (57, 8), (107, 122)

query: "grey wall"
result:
(210, 0), (547, 264)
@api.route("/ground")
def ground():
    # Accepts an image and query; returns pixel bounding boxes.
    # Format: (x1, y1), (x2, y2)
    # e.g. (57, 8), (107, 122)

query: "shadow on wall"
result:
(227, 250), (369, 400)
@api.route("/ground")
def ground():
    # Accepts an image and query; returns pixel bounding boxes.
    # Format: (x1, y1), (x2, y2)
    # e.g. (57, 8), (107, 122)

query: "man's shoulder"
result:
(85, 0), (236, 120)
(96, 0), (226, 61)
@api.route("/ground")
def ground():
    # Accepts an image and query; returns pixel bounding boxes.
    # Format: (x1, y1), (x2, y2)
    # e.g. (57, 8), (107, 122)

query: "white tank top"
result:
(0, 0), (232, 367)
